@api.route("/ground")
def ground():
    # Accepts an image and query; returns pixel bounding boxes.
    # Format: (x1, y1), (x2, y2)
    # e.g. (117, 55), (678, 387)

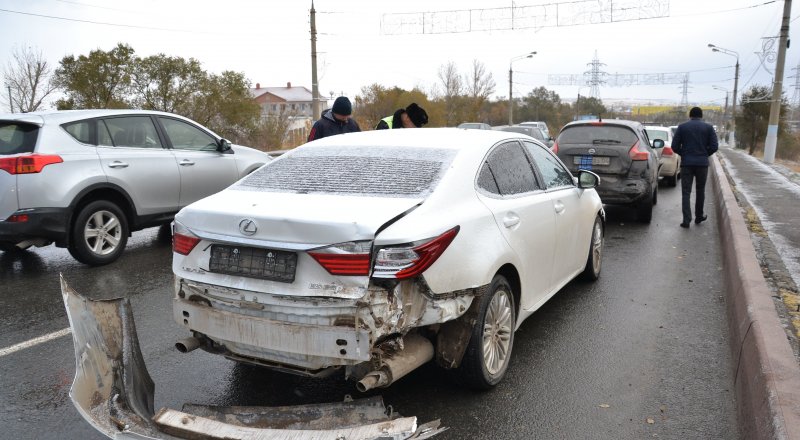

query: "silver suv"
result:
(0, 110), (270, 265)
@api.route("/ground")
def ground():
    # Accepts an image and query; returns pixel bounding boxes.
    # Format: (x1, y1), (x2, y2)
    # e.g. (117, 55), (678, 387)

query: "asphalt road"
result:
(0, 183), (740, 440)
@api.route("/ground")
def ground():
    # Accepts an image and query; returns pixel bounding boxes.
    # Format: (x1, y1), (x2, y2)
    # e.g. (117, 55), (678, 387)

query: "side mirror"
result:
(217, 138), (233, 153)
(578, 169), (601, 189)
(652, 139), (665, 148)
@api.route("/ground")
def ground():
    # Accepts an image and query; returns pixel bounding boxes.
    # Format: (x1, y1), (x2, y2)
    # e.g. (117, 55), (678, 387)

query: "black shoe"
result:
(680, 222), (690, 228)
(695, 215), (707, 224)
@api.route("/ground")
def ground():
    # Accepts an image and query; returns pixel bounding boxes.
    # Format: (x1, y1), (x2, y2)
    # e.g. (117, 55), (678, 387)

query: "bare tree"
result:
(437, 62), (463, 126)
(3, 46), (57, 112)
(465, 59), (495, 100)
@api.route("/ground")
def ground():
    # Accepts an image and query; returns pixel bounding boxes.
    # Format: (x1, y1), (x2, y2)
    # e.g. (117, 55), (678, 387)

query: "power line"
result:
(0, 7), (220, 35)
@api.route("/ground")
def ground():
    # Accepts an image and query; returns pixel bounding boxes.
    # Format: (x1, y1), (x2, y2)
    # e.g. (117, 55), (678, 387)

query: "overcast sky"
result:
(0, 0), (797, 109)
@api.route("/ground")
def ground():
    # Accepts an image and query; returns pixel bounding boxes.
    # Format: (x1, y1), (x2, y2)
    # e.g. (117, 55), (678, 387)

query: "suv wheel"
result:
(636, 192), (654, 223)
(68, 200), (129, 266)
(457, 275), (516, 389)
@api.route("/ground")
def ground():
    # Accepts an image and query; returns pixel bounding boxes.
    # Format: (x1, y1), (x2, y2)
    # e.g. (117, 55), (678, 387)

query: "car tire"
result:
(68, 200), (129, 266)
(457, 275), (516, 390)
(666, 169), (678, 187)
(0, 241), (24, 252)
(636, 192), (654, 223)
(580, 215), (604, 281)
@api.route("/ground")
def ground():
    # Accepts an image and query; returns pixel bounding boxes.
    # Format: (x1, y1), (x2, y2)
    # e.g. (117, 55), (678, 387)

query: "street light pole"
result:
(712, 85), (730, 135)
(508, 52), (536, 126)
(764, 0), (793, 163)
(709, 44), (739, 148)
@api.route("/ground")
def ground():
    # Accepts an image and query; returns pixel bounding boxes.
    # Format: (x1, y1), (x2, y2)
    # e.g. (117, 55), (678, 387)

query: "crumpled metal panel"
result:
(61, 275), (445, 440)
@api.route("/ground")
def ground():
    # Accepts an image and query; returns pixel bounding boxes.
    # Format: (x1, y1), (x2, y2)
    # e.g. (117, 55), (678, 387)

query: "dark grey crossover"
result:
(553, 119), (660, 222)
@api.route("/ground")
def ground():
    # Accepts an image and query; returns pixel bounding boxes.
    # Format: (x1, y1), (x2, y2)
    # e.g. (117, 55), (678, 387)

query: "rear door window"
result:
(0, 122), (39, 155)
(481, 141), (539, 195)
(103, 116), (163, 149)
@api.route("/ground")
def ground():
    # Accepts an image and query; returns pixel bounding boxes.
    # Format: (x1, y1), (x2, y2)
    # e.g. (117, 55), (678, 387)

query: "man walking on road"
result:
(672, 106), (719, 228)
(307, 96), (361, 141)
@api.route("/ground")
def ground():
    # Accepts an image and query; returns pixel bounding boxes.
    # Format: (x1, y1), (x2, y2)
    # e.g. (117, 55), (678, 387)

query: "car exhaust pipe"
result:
(357, 333), (434, 392)
(175, 336), (201, 353)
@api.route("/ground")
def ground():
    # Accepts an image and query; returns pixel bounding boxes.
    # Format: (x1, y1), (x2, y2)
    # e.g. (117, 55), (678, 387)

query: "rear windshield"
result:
(646, 129), (669, 142)
(0, 122), (39, 155)
(558, 125), (638, 146)
(236, 146), (457, 198)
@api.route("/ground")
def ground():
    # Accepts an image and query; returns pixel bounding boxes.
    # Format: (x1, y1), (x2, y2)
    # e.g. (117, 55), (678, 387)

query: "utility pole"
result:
(508, 67), (513, 125)
(310, 1), (321, 120)
(764, 0), (793, 163)
(508, 51), (536, 126)
(7, 84), (13, 113)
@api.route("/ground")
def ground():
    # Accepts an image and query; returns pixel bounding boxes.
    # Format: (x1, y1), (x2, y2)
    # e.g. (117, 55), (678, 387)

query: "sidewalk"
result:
(718, 145), (800, 292)
(712, 145), (800, 439)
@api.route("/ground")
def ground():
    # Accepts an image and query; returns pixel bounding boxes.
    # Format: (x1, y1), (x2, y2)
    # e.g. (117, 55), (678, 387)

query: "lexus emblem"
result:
(588, 148), (596, 155)
(238, 219), (257, 236)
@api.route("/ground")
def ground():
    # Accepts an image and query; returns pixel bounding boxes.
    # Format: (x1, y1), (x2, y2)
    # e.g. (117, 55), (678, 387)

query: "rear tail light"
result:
(551, 141), (559, 154)
(172, 223), (201, 255)
(662, 146), (674, 156)
(373, 226), (459, 280)
(628, 141), (649, 161)
(0, 154), (63, 175)
(309, 241), (372, 276)
(5, 214), (29, 223)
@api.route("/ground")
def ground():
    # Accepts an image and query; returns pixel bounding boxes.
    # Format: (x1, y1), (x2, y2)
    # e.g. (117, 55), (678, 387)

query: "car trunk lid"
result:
(176, 189), (424, 247)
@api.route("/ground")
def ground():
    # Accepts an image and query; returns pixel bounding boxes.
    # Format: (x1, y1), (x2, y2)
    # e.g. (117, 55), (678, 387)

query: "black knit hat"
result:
(689, 106), (703, 118)
(405, 103), (428, 127)
(332, 96), (352, 116)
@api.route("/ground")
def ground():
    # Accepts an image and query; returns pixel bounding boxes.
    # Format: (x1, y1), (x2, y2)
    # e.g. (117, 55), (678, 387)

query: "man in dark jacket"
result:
(307, 96), (360, 141)
(375, 103), (428, 129)
(672, 106), (719, 228)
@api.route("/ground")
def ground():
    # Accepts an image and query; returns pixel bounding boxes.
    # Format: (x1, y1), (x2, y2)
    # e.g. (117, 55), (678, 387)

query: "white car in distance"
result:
(171, 128), (605, 391)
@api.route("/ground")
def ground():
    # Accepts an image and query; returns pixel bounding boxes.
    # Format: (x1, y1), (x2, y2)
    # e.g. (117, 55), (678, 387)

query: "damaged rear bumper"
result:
(60, 275), (444, 439)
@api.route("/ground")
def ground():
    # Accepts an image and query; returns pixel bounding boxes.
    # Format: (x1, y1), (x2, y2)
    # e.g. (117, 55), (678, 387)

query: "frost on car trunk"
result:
(60, 275), (444, 439)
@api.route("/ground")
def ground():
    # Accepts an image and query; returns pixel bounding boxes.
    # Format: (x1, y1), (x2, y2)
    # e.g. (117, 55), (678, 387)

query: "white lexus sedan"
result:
(171, 128), (604, 390)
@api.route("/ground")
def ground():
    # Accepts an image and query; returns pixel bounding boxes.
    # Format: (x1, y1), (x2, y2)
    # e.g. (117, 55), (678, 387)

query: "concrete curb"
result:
(711, 155), (800, 440)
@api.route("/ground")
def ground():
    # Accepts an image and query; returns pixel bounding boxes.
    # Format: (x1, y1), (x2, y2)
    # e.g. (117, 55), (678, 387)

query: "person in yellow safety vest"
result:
(375, 103), (428, 129)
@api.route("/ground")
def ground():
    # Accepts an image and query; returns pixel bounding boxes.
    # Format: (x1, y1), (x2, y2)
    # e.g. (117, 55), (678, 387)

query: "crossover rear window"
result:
(237, 146), (456, 198)
(0, 122), (39, 155)
(558, 125), (638, 145)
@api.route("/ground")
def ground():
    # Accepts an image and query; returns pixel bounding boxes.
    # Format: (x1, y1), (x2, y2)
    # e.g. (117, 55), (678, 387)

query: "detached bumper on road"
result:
(60, 276), (444, 440)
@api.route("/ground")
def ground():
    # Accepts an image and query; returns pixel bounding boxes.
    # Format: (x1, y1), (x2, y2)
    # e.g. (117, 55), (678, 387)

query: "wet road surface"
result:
(0, 185), (739, 439)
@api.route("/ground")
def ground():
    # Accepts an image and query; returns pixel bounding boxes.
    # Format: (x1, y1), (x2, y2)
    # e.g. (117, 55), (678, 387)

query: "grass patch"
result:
(780, 289), (800, 338)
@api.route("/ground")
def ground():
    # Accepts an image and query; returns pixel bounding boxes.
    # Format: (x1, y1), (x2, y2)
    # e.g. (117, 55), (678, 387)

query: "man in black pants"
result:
(672, 106), (719, 228)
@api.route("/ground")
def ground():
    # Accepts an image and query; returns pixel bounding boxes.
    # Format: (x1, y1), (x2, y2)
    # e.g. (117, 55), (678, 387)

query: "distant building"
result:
(249, 82), (330, 147)
(249, 82), (328, 118)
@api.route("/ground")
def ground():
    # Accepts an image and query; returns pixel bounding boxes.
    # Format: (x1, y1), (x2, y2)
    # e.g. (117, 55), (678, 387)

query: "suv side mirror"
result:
(578, 169), (600, 189)
(652, 139), (665, 148)
(217, 138), (233, 153)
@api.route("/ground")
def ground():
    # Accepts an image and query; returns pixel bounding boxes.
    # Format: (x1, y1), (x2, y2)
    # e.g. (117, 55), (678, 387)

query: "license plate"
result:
(574, 155), (610, 166)
(209, 245), (297, 283)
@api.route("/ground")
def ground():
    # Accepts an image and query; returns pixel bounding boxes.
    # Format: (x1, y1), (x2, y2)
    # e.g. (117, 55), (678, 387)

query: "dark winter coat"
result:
(672, 118), (719, 167)
(308, 109), (361, 141)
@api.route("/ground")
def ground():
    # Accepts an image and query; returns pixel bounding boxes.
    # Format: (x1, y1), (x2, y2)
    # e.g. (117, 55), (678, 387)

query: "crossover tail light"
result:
(628, 141), (649, 161)
(373, 226), (460, 280)
(308, 241), (372, 276)
(551, 141), (559, 154)
(662, 146), (674, 156)
(0, 154), (63, 175)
